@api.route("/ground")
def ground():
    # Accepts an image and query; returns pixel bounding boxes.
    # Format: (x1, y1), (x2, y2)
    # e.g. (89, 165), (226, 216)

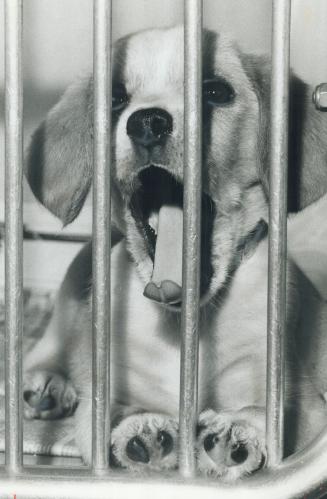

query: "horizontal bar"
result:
(266, 0), (291, 467)
(2, 426), (327, 498)
(179, 0), (203, 478)
(91, 0), (112, 473)
(0, 222), (90, 244)
(4, 0), (24, 475)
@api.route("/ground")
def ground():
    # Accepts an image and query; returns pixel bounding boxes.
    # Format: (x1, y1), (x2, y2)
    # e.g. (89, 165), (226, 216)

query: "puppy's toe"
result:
(110, 413), (178, 472)
(23, 369), (78, 420)
(197, 410), (266, 481)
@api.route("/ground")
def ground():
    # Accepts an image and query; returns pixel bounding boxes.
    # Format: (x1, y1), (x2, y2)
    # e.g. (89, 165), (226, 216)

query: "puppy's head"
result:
(26, 26), (327, 308)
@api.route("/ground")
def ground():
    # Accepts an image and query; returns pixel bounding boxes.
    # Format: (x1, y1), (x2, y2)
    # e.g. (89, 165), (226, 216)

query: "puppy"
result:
(23, 26), (327, 481)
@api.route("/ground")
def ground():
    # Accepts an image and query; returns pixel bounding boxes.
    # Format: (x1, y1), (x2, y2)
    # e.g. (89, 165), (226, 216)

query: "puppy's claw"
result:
(23, 370), (78, 420)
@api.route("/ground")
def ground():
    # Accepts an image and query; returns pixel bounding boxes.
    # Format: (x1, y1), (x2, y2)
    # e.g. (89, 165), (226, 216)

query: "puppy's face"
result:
(111, 27), (268, 306)
(26, 25), (327, 307)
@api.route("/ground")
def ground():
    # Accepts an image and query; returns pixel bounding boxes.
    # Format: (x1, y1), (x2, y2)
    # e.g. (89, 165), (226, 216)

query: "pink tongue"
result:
(143, 205), (183, 304)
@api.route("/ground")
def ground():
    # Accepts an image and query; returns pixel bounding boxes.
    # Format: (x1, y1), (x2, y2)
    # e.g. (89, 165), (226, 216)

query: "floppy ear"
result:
(241, 52), (327, 212)
(25, 77), (94, 225)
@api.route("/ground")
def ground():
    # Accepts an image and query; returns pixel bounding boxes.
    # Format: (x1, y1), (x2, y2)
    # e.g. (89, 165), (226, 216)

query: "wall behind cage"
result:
(1, 0), (327, 89)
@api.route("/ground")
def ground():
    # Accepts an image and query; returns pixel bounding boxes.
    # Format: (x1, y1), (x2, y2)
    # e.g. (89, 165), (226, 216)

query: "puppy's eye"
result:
(203, 79), (235, 106)
(112, 83), (129, 111)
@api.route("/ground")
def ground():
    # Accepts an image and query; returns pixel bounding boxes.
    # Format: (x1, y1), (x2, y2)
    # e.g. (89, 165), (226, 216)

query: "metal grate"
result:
(2, 0), (327, 497)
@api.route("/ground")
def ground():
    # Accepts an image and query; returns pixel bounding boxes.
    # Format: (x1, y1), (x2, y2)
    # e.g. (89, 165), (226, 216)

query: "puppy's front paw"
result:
(197, 409), (266, 482)
(23, 369), (78, 420)
(111, 413), (178, 472)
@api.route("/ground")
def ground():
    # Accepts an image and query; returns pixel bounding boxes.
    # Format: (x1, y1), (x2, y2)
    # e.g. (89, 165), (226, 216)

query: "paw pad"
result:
(230, 443), (249, 464)
(157, 430), (174, 457)
(203, 433), (220, 452)
(126, 436), (150, 463)
(23, 370), (78, 420)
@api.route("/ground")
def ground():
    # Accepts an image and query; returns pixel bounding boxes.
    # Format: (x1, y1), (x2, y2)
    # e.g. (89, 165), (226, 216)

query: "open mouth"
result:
(130, 166), (215, 306)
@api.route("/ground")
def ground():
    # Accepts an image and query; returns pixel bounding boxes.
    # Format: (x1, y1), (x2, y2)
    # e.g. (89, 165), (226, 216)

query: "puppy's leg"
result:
(23, 243), (93, 420)
(72, 337), (177, 470)
(23, 301), (79, 420)
(196, 407), (266, 481)
(74, 397), (178, 471)
(72, 363), (178, 472)
(66, 301), (178, 470)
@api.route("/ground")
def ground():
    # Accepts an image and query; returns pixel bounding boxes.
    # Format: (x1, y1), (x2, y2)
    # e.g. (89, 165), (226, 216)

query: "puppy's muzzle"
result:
(129, 167), (215, 308)
(127, 108), (173, 148)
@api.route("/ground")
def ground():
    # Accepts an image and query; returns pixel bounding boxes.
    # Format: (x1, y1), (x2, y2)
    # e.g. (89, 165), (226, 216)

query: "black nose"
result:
(127, 107), (173, 147)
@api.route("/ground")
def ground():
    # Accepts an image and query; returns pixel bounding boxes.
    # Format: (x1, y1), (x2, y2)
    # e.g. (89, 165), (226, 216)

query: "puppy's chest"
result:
(109, 243), (181, 413)
(109, 242), (268, 414)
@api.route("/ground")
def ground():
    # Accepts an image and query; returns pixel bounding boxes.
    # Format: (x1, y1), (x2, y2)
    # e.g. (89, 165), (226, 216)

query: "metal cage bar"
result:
(92, 0), (112, 473)
(179, 0), (203, 478)
(266, 0), (291, 467)
(4, 0), (24, 475)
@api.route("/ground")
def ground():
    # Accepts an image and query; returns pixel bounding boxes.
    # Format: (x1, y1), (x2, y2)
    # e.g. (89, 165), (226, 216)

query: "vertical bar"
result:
(4, 0), (24, 474)
(266, 0), (291, 467)
(179, 0), (203, 478)
(92, 0), (112, 473)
